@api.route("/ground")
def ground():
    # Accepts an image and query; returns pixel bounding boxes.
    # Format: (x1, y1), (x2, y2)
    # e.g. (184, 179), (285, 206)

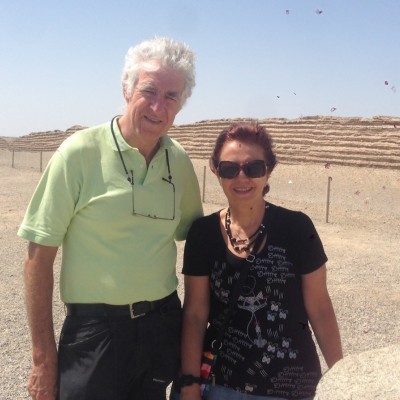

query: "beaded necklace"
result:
(225, 203), (269, 253)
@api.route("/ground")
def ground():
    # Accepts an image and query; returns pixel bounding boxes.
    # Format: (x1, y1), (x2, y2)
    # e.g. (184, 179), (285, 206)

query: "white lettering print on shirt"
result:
(217, 246), (297, 357)
(209, 232), (322, 396)
(212, 245), (313, 394)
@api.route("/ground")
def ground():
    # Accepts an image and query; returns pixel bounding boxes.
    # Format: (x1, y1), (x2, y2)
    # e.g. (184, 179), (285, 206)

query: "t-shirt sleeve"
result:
(182, 215), (214, 276)
(295, 212), (328, 275)
(17, 150), (80, 246)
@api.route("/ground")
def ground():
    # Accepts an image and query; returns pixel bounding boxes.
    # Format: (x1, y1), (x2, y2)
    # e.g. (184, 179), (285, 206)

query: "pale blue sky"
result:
(1, 0), (399, 137)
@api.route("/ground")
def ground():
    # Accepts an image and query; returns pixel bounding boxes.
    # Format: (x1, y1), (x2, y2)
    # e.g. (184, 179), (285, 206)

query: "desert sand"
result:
(1, 148), (399, 398)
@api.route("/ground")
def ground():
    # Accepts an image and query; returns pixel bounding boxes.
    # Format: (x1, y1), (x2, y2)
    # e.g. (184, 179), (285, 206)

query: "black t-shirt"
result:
(183, 203), (327, 399)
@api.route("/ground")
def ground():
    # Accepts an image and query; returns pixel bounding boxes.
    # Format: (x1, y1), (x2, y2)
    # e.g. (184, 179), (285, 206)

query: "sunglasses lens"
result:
(218, 161), (240, 179)
(218, 160), (266, 179)
(244, 160), (266, 178)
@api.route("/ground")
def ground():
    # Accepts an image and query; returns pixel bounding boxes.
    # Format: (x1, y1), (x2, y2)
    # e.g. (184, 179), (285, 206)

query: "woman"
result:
(177, 123), (343, 400)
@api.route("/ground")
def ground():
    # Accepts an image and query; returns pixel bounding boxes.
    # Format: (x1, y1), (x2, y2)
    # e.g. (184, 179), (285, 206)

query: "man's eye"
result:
(141, 88), (156, 95)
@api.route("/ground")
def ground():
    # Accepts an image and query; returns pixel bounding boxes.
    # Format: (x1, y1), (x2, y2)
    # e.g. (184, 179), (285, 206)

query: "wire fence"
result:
(0, 149), (55, 172)
(2, 148), (398, 227)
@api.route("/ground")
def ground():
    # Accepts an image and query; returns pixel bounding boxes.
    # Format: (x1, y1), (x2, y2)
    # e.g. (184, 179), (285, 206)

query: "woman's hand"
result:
(180, 383), (202, 400)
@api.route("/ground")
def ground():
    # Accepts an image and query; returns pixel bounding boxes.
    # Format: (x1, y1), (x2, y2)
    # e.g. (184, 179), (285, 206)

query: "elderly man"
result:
(18, 37), (203, 400)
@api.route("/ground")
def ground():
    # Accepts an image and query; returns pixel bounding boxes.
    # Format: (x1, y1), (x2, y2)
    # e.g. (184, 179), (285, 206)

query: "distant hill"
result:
(2, 116), (400, 169)
(3, 125), (86, 152)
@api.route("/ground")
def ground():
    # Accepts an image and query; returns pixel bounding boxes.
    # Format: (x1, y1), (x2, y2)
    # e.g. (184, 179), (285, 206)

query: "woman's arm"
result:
(180, 275), (210, 399)
(302, 265), (343, 368)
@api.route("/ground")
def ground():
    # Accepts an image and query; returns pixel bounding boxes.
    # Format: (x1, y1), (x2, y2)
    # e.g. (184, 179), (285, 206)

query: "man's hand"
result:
(27, 351), (58, 400)
(24, 242), (59, 400)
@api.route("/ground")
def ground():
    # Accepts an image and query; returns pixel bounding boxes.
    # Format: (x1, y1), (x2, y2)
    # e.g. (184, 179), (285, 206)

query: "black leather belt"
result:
(65, 291), (177, 319)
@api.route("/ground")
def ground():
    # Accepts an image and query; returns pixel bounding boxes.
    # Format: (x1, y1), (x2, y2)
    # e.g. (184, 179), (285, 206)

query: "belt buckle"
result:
(129, 302), (146, 319)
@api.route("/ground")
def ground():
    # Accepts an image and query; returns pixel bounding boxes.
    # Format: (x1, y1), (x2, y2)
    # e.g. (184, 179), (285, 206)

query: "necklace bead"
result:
(225, 204), (268, 254)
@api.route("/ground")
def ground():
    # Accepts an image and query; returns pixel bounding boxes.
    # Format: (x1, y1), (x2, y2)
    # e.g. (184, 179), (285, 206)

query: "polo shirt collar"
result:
(109, 116), (173, 153)
(109, 116), (129, 152)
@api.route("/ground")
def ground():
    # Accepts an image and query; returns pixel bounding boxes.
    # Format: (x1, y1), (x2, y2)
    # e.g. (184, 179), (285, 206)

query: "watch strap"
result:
(178, 374), (202, 389)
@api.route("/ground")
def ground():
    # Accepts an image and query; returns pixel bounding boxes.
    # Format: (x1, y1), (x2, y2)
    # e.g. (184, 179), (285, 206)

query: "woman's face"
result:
(216, 140), (270, 208)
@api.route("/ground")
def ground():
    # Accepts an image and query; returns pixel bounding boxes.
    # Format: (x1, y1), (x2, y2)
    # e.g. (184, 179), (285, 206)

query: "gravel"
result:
(1, 158), (399, 399)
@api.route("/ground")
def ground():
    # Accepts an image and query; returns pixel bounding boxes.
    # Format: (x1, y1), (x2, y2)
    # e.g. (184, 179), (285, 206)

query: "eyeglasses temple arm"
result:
(165, 149), (172, 182)
(110, 116), (132, 184)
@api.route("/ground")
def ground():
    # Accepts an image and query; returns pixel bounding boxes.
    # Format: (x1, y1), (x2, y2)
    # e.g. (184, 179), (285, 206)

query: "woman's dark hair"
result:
(210, 123), (277, 195)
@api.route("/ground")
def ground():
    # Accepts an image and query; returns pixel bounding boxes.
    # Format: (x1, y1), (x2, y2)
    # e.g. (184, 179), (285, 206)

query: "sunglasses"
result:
(217, 160), (267, 179)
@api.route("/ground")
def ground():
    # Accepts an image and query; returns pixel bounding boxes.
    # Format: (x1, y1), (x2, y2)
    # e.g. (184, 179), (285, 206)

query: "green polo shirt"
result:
(18, 120), (203, 304)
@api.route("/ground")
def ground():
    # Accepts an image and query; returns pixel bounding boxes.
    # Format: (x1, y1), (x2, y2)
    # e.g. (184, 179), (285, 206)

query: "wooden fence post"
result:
(202, 166), (206, 203)
(326, 176), (333, 223)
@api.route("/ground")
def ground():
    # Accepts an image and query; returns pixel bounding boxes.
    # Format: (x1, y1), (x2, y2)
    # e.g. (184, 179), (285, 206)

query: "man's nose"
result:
(150, 94), (166, 112)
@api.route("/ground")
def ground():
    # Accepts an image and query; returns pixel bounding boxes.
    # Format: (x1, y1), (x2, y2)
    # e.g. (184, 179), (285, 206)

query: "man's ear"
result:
(123, 81), (135, 103)
(122, 86), (130, 102)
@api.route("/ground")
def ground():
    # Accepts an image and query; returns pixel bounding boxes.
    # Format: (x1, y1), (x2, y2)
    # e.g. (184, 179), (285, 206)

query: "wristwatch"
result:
(178, 374), (202, 389)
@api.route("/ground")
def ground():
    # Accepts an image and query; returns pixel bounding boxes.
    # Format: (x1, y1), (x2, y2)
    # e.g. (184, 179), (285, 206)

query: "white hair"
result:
(121, 37), (196, 107)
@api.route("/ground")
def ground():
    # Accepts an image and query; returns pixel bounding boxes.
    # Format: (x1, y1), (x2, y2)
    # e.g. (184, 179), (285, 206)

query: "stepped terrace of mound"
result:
(3, 116), (400, 169)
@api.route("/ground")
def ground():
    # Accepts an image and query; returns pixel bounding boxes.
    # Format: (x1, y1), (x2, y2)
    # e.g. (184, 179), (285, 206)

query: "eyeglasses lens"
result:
(218, 160), (266, 179)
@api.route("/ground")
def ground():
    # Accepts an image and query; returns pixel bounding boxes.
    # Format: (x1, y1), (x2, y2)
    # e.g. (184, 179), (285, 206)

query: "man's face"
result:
(124, 64), (185, 144)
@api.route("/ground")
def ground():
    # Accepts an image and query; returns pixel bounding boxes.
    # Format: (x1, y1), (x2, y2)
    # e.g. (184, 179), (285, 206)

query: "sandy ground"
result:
(1, 156), (399, 399)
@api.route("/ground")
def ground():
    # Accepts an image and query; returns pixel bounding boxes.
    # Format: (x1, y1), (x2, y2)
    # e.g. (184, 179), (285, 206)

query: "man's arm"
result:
(24, 242), (59, 400)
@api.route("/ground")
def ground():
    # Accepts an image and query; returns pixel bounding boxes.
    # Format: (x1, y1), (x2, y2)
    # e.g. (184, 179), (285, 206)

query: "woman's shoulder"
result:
(268, 203), (313, 226)
(185, 210), (223, 251)
(190, 210), (222, 231)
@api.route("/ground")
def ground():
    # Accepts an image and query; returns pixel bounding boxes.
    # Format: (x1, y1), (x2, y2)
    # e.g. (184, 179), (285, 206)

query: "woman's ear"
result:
(263, 172), (272, 196)
(209, 158), (218, 176)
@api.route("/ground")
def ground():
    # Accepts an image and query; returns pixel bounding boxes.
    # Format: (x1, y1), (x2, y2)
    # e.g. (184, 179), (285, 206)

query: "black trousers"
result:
(57, 293), (182, 400)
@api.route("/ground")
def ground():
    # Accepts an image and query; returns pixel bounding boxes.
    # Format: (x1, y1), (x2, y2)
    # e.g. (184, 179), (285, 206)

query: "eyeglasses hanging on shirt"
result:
(110, 116), (175, 221)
